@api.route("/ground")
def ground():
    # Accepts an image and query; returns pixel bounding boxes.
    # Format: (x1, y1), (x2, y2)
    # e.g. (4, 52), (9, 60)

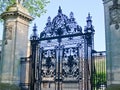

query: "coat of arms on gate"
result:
(109, 0), (120, 29)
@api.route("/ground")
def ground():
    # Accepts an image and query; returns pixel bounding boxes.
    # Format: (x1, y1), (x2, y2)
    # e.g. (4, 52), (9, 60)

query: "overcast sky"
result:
(0, 0), (105, 51)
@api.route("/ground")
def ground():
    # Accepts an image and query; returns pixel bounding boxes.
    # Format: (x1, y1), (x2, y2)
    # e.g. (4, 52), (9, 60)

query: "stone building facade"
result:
(0, 40), (2, 61)
(103, 0), (120, 89)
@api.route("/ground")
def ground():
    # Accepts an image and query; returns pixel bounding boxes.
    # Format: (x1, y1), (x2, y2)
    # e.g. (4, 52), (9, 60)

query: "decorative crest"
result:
(47, 16), (51, 23)
(30, 24), (39, 40)
(70, 12), (74, 19)
(84, 13), (94, 33)
(87, 13), (92, 21)
(44, 16), (52, 37)
(40, 7), (83, 38)
(33, 23), (37, 31)
(46, 16), (52, 26)
(32, 24), (38, 37)
(58, 6), (62, 14)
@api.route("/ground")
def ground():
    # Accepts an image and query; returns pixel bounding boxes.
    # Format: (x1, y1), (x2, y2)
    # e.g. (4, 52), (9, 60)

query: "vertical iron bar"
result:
(29, 57), (32, 90)
(39, 48), (42, 90)
(86, 38), (89, 90)
(91, 48), (93, 90)
(58, 37), (61, 90)
(31, 43), (36, 90)
(30, 39), (39, 90)
(58, 46), (60, 90)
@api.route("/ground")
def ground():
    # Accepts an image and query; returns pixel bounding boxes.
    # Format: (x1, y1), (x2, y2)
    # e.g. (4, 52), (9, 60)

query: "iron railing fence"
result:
(92, 51), (106, 90)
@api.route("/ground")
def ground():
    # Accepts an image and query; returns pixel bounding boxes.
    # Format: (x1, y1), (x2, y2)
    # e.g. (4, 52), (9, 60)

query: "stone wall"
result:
(103, 0), (120, 88)
(0, 3), (33, 85)
(0, 40), (1, 62)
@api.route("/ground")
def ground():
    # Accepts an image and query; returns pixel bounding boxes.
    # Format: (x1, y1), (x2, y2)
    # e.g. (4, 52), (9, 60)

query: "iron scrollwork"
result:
(40, 6), (82, 38)
(62, 47), (79, 80)
(30, 6), (95, 90)
(41, 50), (56, 79)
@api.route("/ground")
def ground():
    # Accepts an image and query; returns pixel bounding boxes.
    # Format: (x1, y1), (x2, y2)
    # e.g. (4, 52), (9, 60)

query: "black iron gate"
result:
(20, 7), (96, 90)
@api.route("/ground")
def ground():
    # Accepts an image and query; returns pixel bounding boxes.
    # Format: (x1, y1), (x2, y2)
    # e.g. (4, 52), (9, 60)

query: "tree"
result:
(0, 0), (50, 18)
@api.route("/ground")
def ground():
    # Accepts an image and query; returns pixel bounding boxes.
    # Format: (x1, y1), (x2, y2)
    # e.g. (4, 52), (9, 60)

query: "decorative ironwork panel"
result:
(41, 49), (56, 81)
(62, 47), (79, 81)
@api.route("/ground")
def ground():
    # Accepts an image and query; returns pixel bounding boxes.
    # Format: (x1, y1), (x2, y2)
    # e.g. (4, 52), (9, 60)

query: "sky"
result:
(0, 0), (105, 51)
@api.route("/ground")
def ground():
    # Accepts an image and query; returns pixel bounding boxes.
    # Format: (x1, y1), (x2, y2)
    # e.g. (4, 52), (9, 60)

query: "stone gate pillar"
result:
(103, 0), (120, 89)
(0, 3), (33, 85)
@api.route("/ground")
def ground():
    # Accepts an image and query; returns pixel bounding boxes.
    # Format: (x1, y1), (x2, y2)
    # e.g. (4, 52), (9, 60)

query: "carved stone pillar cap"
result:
(1, 3), (33, 21)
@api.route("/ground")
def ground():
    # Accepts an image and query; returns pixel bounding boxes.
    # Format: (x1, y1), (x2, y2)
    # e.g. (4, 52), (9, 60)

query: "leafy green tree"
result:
(0, 0), (50, 17)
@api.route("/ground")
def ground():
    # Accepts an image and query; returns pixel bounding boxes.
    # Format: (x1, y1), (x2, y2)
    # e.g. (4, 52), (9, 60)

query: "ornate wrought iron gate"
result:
(23, 7), (95, 90)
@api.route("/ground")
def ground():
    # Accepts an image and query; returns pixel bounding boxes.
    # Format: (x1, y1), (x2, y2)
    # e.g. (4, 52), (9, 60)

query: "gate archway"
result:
(30, 7), (94, 90)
